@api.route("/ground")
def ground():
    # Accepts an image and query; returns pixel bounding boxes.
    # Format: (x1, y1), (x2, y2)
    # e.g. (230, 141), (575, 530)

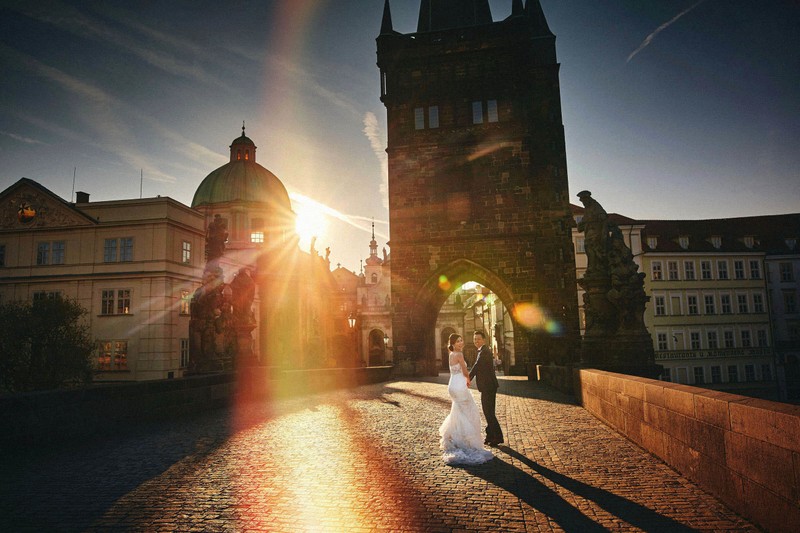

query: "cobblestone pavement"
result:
(1, 376), (759, 532)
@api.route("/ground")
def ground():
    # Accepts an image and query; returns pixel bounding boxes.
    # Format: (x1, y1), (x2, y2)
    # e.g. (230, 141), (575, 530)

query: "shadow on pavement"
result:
(476, 446), (696, 532)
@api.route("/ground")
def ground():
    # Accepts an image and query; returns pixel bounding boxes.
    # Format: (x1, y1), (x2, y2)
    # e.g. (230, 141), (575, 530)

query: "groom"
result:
(469, 330), (504, 446)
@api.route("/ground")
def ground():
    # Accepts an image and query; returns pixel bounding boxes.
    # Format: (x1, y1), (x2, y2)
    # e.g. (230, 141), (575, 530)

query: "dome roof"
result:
(191, 160), (291, 209)
(191, 125), (291, 210)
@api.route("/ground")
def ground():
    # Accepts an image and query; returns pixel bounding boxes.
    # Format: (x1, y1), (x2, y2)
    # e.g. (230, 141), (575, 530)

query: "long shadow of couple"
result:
(464, 446), (696, 532)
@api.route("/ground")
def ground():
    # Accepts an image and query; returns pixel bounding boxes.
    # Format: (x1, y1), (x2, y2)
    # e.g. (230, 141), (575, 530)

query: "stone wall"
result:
(0, 367), (393, 451)
(575, 368), (800, 533)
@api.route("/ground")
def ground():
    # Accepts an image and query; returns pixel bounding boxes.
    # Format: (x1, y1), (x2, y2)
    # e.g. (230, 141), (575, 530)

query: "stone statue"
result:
(577, 190), (609, 279)
(230, 268), (256, 326)
(205, 214), (228, 262)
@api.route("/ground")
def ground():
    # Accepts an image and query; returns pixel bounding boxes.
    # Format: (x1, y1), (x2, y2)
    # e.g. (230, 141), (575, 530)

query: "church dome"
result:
(191, 125), (291, 210)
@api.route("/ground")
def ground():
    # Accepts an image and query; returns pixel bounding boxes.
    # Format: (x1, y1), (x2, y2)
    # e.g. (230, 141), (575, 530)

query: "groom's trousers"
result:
(481, 389), (503, 443)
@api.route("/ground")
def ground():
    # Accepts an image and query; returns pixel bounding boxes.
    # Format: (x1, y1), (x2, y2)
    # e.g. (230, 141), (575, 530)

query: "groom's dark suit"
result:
(469, 344), (504, 445)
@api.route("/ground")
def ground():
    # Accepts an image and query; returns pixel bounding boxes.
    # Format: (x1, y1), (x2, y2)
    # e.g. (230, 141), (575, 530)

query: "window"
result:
(652, 262), (663, 281)
(101, 289), (131, 315)
(749, 260), (761, 279)
(743, 236), (754, 248)
(717, 261), (728, 280)
(693, 366), (704, 384)
(679, 236), (689, 249)
(701, 261), (712, 280)
(120, 238), (133, 261)
(737, 294), (748, 314)
(104, 237), (133, 262)
(647, 237), (658, 249)
(784, 291), (797, 313)
(103, 239), (117, 262)
(371, 273), (378, 284)
(575, 237), (585, 254)
(182, 241), (191, 263)
(711, 366), (722, 383)
(756, 329), (768, 347)
(654, 296), (666, 316)
(414, 107), (425, 130)
(711, 236), (722, 249)
(704, 295), (715, 315)
(687, 296), (698, 315)
(787, 238), (798, 251)
(721, 294), (732, 314)
(487, 99), (498, 123)
(51, 241), (65, 264)
(657, 333), (668, 351)
(472, 101), (483, 124)
(36, 242), (49, 265)
(728, 365), (739, 383)
(250, 232), (264, 244)
(690, 332), (701, 350)
(661, 368), (671, 382)
(180, 338), (189, 368)
(734, 260), (745, 279)
(707, 331), (718, 349)
(740, 330), (751, 348)
(684, 261), (695, 280)
(0, 244), (5, 266)
(668, 261), (679, 280)
(744, 364), (756, 382)
(33, 291), (61, 301)
(428, 106), (439, 128)
(780, 262), (794, 282)
(761, 364), (772, 381)
(753, 293), (764, 313)
(180, 290), (191, 315)
(98, 340), (128, 371)
(723, 331), (735, 348)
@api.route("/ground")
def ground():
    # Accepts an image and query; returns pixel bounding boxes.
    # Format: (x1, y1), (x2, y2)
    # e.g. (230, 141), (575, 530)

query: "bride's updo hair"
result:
(448, 333), (462, 352)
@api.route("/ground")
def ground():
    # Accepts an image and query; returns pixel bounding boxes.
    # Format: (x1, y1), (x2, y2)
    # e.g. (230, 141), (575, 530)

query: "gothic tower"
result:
(377, 0), (579, 374)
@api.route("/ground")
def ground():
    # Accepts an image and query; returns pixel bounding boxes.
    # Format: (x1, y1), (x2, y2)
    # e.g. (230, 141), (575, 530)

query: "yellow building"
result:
(0, 178), (204, 381)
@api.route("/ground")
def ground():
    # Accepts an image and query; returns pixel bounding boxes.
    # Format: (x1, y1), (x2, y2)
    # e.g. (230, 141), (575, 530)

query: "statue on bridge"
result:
(576, 191), (659, 377)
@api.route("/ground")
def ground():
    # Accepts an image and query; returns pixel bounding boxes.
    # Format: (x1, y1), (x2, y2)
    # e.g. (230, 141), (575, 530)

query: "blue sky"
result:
(1, 0), (798, 272)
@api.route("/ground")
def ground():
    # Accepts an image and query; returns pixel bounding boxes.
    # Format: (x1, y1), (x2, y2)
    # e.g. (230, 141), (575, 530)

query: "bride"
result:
(439, 333), (494, 465)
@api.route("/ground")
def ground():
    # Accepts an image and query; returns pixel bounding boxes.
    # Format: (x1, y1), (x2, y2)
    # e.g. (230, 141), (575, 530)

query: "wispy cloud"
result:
(362, 112), (389, 210)
(5, 0), (231, 91)
(0, 131), (47, 145)
(289, 191), (389, 240)
(626, 0), (707, 64)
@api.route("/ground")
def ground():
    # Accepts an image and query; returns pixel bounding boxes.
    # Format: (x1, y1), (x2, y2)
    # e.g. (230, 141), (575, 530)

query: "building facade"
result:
(377, 0), (579, 374)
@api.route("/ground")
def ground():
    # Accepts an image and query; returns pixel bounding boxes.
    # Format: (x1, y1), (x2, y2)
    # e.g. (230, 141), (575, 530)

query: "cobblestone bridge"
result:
(1, 376), (758, 532)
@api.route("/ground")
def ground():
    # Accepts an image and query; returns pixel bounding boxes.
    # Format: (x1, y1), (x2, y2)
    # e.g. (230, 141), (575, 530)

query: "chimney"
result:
(75, 191), (90, 203)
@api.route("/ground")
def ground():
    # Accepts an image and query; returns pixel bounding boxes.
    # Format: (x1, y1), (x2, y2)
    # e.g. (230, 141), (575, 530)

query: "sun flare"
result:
(294, 202), (327, 249)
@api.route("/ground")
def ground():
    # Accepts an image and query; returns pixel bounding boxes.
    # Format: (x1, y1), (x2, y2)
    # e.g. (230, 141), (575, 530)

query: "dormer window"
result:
(678, 236), (689, 250)
(787, 238), (797, 251)
(710, 236), (722, 249)
(647, 237), (658, 249)
(743, 236), (754, 249)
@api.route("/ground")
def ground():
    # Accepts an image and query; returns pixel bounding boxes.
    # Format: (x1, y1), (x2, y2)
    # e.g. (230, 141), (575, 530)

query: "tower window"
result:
(487, 100), (498, 123)
(472, 101), (483, 124)
(245, 149), (250, 161)
(237, 149), (242, 160)
(414, 107), (425, 130)
(428, 106), (439, 128)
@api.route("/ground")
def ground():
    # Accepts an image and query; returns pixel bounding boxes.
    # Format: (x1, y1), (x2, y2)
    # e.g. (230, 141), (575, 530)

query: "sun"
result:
(294, 202), (328, 250)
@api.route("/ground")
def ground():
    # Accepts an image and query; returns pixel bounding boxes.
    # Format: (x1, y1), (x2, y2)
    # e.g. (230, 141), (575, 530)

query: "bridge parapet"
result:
(572, 368), (799, 533)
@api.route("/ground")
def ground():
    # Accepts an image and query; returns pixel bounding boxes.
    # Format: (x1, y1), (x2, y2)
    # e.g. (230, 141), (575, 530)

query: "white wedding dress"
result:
(439, 354), (494, 465)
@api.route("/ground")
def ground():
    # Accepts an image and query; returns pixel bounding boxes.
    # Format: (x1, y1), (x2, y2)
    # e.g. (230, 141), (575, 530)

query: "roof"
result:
(191, 160), (291, 209)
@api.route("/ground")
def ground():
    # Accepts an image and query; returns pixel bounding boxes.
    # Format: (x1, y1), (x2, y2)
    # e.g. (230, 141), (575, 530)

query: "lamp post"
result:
(348, 312), (360, 367)
(383, 333), (390, 365)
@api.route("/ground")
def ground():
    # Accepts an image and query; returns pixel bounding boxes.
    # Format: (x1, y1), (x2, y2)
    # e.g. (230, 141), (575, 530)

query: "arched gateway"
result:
(378, 1), (580, 375)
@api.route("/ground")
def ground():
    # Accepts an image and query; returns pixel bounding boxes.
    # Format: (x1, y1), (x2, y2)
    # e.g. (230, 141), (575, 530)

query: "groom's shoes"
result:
(486, 439), (503, 447)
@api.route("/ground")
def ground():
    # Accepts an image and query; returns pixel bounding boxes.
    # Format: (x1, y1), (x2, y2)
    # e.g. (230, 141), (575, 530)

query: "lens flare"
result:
(512, 302), (544, 330)
(438, 275), (451, 291)
(545, 320), (564, 336)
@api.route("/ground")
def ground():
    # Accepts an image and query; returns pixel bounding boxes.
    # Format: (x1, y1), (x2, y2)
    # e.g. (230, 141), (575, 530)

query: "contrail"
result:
(626, 0), (707, 64)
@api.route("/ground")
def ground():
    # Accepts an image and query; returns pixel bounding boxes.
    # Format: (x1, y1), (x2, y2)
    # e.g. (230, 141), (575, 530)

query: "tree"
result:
(0, 296), (94, 393)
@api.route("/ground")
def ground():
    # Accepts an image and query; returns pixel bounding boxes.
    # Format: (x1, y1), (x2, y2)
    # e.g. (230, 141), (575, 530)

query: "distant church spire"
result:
(417, 0), (492, 33)
(380, 0), (394, 35)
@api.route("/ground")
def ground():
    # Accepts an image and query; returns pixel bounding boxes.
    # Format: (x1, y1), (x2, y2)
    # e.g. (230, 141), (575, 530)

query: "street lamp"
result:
(347, 312), (356, 330)
(348, 312), (360, 366)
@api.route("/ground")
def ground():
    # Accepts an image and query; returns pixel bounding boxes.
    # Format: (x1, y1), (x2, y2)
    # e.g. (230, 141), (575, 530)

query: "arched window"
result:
(371, 273), (378, 284)
(245, 149), (250, 160)
(237, 149), (242, 160)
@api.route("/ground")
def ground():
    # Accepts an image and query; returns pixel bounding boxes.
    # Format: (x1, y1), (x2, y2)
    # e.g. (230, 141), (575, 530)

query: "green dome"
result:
(191, 160), (291, 209)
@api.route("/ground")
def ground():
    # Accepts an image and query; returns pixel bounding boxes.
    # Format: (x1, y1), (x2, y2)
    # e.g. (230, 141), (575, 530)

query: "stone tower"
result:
(377, 0), (579, 374)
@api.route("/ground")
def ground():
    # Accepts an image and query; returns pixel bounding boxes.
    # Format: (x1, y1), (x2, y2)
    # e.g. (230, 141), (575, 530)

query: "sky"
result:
(1, 0), (798, 273)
